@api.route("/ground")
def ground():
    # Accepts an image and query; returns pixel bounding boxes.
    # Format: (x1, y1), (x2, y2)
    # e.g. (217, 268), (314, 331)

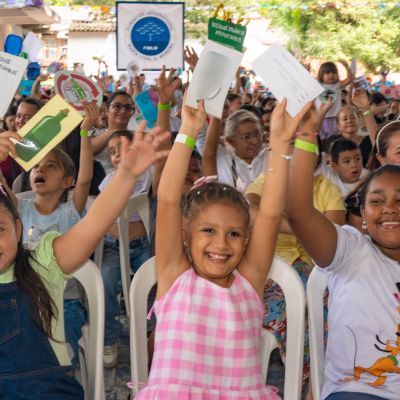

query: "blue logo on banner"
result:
(131, 17), (170, 56)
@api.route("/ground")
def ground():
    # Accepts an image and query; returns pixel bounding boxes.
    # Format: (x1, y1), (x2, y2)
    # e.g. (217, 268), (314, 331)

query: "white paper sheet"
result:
(251, 44), (324, 116)
(0, 51), (28, 118)
(186, 40), (243, 118)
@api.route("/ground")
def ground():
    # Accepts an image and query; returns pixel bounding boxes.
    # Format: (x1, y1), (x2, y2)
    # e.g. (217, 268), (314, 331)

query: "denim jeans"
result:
(326, 392), (388, 400)
(101, 235), (150, 346)
(64, 299), (87, 370)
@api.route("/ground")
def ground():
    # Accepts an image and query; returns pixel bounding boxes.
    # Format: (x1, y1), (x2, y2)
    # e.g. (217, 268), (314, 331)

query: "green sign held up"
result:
(208, 18), (246, 53)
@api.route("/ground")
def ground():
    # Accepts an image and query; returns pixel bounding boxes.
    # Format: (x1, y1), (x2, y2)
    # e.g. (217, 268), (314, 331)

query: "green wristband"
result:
(80, 129), (89, 137)
(175, 133), (196, 150)
(294, 138), (318, 154)
(363, 109), (372, 116)
(158, 102), (171, 110)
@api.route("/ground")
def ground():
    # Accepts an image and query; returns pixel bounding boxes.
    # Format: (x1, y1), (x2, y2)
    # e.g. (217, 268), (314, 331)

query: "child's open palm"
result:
(120, 122), (170, 178)
(269, 98), (312, 144)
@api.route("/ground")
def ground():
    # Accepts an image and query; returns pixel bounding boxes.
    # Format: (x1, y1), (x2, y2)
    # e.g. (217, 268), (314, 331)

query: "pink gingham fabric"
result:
(135, 268), (280, 399)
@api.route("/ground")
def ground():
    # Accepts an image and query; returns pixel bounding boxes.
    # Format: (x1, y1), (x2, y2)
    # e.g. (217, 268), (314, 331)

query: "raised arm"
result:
(339, 60), (353, 88)
(156, 98), (206, 297)
(53, 124), (170, 274)
(351, 89), (378, 144)
(151, 66), (179, 195)
(202, 117), (222, 176)
(72, 102), (99, 213)
(239, 99), (312, 296)
(286, 106), (338, 268)
(31, 74), (49, 100)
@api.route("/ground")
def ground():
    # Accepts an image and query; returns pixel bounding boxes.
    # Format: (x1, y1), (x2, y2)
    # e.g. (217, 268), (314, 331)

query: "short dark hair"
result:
(17, 97), (43, 111)
(329, 137), (360, 164)
(108, 129), (133, 143)
(371, 92), (388, 105)
(107, 91), (133, 107)
(240, 104), (263, 119)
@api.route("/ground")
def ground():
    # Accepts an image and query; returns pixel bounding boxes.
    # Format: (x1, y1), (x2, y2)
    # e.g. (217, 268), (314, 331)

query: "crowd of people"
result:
(0, 50), (399, 400)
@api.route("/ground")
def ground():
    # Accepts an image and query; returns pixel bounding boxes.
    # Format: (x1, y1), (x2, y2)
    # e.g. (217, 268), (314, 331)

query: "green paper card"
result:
(208, 18), (246, 52)
(12, 95), (83, 171)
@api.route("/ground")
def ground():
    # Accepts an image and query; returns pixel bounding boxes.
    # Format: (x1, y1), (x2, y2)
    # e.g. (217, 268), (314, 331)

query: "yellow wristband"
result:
(294, 138), (318, 154)
(80, 129), (89, 137)
(363, 109), (372, 116)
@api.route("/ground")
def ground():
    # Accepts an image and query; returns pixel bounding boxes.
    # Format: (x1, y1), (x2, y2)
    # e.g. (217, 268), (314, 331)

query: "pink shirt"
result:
(136, 268), (280, 399)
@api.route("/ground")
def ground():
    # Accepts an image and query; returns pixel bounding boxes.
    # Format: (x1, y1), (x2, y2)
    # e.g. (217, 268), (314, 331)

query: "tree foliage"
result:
(259, 1), (400, 73)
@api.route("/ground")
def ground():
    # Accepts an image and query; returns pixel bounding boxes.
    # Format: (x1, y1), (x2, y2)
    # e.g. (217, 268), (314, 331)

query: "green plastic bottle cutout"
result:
(16, 109), (69, 162)
(70, 78), (86, 100)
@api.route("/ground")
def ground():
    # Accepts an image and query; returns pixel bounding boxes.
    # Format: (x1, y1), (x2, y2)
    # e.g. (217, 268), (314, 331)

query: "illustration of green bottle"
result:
(16, 109), (69, 162)
(70, 78), (86, 100)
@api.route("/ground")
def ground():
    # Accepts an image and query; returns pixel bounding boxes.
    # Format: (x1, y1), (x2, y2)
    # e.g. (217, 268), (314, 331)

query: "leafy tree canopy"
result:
(48, 0), (400, 73)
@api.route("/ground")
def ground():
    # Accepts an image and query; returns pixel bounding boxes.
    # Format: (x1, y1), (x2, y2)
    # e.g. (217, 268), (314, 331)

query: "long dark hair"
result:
(0, 192), (58, 339)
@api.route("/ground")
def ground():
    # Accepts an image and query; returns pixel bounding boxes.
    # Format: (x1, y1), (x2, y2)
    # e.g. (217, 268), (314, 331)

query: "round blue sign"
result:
(131, 17), (170, 56)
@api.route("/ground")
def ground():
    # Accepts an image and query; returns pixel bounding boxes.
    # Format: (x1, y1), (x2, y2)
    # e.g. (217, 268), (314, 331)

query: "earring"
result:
(362, 220), (367, 230)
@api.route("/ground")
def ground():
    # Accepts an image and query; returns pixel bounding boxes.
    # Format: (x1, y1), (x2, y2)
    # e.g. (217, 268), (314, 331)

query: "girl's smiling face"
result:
(184, 202), (249, 288)
(362, 171), (400, 261)
(0, 206), (21, 274)
(377, 130), (400, 166)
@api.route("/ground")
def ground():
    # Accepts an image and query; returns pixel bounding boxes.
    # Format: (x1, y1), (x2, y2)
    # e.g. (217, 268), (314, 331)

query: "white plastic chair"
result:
(129, 256), (305, 400)
(12, 172), (24, 193)
(85, 195), (104, 268)
(307, 267), (327, 400)
(118, 192), (150, 317)
(15, 190), (35, 200)
(72, 259), (105, 400)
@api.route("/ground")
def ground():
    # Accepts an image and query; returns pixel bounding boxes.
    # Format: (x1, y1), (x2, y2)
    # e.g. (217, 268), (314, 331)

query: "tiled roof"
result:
(69, 20), (115, 32)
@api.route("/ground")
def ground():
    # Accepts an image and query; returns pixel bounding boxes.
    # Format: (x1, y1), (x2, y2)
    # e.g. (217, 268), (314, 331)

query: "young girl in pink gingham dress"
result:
(135, 95), (312, 399)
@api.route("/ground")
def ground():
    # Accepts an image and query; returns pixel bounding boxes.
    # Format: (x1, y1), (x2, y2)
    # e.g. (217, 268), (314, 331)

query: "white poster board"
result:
(0, 51), (28, 118)
(186, 40), (243, 119)
(252, 44), (324, 117)
(116, 1), (184, 71)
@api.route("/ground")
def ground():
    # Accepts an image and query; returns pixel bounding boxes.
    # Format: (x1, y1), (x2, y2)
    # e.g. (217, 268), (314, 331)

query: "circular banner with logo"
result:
(54, 70), (102, 115)
(117, 2), (184, 71)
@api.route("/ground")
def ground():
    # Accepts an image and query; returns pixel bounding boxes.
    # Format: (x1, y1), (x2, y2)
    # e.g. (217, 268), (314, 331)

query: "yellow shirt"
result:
(246, 174), (345, 265)
(0, 231), (71, 366)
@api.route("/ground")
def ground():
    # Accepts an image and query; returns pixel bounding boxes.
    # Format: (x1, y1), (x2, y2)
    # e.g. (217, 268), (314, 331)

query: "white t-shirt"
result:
(319, 225), (400, 400)
(216, 145), (268, 191)
(320, 165), (369, 198)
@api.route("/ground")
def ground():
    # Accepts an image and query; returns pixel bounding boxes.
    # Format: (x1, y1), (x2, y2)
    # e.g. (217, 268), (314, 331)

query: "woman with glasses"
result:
(91, 91), (135, 174)
(203, 108), (268, 191)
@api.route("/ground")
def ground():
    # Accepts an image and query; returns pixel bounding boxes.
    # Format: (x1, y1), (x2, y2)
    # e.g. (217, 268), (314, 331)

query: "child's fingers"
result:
(167, 67), (175, 81)
(273, 97), (287, 116)
(134, 120), (148, 139)
(197, 98), (206, 113)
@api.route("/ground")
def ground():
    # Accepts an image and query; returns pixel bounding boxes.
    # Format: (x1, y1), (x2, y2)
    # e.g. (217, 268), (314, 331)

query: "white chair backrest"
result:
(266, 257), (305, 400)
(12, 172), (24, 194)
(129, 256), (156, 397)
(129, 256), (305, 400)
(307, 267), (327, 400)
(72, 259), (105, 400)
(15, 190), (35, 200)
(118, 192), (150, 317)
(85, 196), (104, 268)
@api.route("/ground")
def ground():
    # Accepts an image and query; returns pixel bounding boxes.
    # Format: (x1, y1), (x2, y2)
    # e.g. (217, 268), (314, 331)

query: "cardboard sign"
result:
(116, 1), (184, 71)
(208, 18), (246, 52)
(54, 70), (102, 115)
(251, 44), (324, 117)
(134, 89), (158, 128)
(0, 51), (29, 118)
(12, 95), (83, 171)
(186, 40), (243, 118)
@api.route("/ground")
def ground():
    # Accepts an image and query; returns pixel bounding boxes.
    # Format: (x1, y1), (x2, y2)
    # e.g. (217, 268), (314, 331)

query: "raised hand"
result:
(81, 101), (100, 131)
(0, 131), (23, 160)
(180, 96), (206, 136)
(120, 122), (170, 178)
(352, 89), (370, 111)
(184, 46), (199, 72)
(154, 65), (180, 104)
(269, 98), (313, 144)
